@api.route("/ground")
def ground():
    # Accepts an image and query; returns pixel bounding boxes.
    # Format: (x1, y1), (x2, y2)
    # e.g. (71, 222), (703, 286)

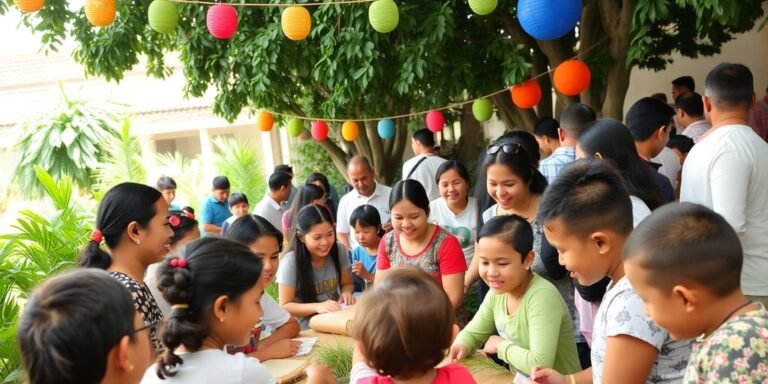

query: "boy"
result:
(220, 192), (249, 236)
(157, 176), (180, 210)
(533, 117), (560, 159)
(530, 159), (691, 384)
(254, 172), (292, 232)
(200, 176), (231, 236)
(623, 202), (767, 383)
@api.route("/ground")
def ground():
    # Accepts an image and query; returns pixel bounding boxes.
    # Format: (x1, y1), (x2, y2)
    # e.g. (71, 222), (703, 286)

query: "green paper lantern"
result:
(287, 118), (304, 137)
(148, 0), (178, 33)
(369, 0), (399, 33)
(468, 0), (497, 16)
(472, 99), (493, 122)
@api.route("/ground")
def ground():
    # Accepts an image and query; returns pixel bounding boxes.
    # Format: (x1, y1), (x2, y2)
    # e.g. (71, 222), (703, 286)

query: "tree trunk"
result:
(597, 0), (637, 119)
(457, 104), (485, 167)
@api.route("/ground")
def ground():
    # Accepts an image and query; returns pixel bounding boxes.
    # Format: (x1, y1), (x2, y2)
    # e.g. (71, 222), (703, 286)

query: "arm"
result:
(443, 273), (465, 310)
(258, 317), (300, 348)
(710, 151), (750, 233)
(452, 293), (496, 352)
(601, 335), (659, 384)
(464, 243), (480, 288)
(539, 233), (567, 280)
(438, 235), (466, 309)
(530, 367), (593, 384)
(338, 267), (355, 305)
(374, 235), (391, 283)
(278, 284), (325, 318)
(337, 232), (352, 252)
(203, 224), (222, 234)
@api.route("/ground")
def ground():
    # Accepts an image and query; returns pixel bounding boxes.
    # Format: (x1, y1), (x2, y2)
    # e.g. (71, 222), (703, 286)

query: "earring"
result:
(135, 240), (140, 245)
(128, 364), (134, 371)
(220, 317), (224, 323)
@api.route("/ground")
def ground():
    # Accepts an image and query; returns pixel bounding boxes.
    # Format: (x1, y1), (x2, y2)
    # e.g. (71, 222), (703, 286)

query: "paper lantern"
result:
(207, 4), (238, 39)
(517, 0), (581, 41)
(468, 0), (497, 16)
(148, 0), (178, 34)
(85, 0), (116, 27)
(14, 0), (44, 13)
(256, 112), (274, 132)
(511, 80), (542, 109)
(377, 119), (396, 139)
(311, 120), (329, 141)
(554, 60), (591, 96)
(281, 6), (311, 41)
(472, 99), (493, 122)
(287, 118), (304, 137)
(425, 110), (445, 133)
(342, 121), (359, 141)
(368, 0), (399, 33)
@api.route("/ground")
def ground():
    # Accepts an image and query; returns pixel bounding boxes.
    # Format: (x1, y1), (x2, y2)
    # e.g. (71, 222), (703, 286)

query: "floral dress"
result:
(110, 271), (164, 353)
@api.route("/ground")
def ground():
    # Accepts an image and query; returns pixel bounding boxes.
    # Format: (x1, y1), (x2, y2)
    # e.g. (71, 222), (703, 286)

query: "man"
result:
(253, 171), (292, 231)
(337, 156), (392, 251)
(681, 63), (768, 307)
(200, 176), (232, 236)
(532, 117), (560, 159)
(624, 97), (677, 202)
(539, 103), (596, 184)
(274, 164), (297, 206)
(671, 75), (695, 99)
(674, 92), (711, 143)
(401, 128), (447, 201)
(748, 86), (768, 141)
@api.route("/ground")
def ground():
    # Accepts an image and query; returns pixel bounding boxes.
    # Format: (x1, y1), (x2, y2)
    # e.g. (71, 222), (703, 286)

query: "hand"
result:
(482, 335), (503, 355)
(529, 366), (567, 384)
(351, 261), (364, 275)
(261, 338), (302, 360)
(315, 300), (342, 314)
(448, 344), (468, 362)
(306, 363), (335, 384)
(339, 291), (356, 306)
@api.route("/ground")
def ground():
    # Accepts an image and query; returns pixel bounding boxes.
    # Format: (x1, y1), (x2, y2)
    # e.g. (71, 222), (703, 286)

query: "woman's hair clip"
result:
(90, 229), (103, 244)
(169, 215), (181, 228)
(170, 257), (187, 268)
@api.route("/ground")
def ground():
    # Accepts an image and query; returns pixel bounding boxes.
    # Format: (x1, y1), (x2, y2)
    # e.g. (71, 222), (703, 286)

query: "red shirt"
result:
(376, 226), (466, 285)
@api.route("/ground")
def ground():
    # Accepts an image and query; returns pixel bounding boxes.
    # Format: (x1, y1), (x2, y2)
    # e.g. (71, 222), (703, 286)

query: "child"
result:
(623, 203), (768, 383)
(157, 176), (180, 210)
(282, 183), (326, 242)
(530, 159), (692, 384)
(220, 193), (250, 235)
(349, 204), (383, 292)
(225, 214), (302, 360)
(449, 215), (580, 376)
(276, 204), (355, 329)
(142, 237), (334, 383)
(200, 176), (232, 236)
(18, 269), (152, 384)
(350, 267), (476, 384)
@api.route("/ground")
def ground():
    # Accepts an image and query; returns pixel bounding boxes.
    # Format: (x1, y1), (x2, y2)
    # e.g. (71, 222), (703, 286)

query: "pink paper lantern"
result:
(425, 110), (445, 132)
(207, 4), (238, 39)
(311, 120), (329, 141)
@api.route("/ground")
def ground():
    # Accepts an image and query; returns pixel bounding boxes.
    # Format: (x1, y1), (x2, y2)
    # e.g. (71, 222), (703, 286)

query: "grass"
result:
(312, 341), (353, 381)
(265, 282), (279, 302)
(461, 353), (514, 376)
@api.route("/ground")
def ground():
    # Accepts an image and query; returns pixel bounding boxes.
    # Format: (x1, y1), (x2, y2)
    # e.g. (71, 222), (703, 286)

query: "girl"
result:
(349, 204), (384, 293)
(18, 268), (152, 384)
(142, 237), (334, 383)
(449, 215), (580, 376)
(429, 160), (478, 272)
(282, 183), (326, 242)
(225, 215), (302, 360)
(276, 204), (355, 329)
(375, 179), (466, 310)
(79, 182), (174, 353)
(306, 172), (339, 221)
(350, 266), (476, 384)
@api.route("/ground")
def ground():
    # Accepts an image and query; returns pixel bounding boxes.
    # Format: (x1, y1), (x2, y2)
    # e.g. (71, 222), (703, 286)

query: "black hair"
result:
(667, 134), (695, 154)
(389, 179), (430, 214)
(169, 207), (198, 246)
(268, 172), (293, 192)
(412, 128), (436, 148)
(560, 103), (597, 137)
(339, 183), (354, 196)
(212, 176), (230, 190)
(624, 202), (742, 297)
(291, 204), (342, 304)
(349, 204), (384, 238)
(274, 164), (294, 175)
(154, 237), (264, 379)
(224, 214), (284, 253)
(704, 63), (754, 108)
(672, 76), (695, 92)
(650, 93), (668, 104)
(434, 160), (471, 186)
(578, 118), (663, 210)
(625, 97), (676, 141)
(79, 182), (163, 269)
(533, 117), (560, 139)
(227, 192), (249, 207)
(18, 268), (136, 384)
(286, 183), (325, 238)
(483, 142), (548, 195)
(674, 92), (704, 117)
(157, 176), (177, 191)
(306, 172), (331, 197)
(538, 158), (633, 237)
(477, 214), (533, 261)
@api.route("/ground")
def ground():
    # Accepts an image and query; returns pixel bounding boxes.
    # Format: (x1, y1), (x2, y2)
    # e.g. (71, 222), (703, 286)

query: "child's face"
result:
(354, 224), (380, 248)
(438, 169), (468, 204)
(391, 200), (429, 240)
(300, 221), (336, 258)
(486, 164), (529, 211)
(477, 236), (533, 294)
(543, 217), (613, 286)
(121, 312), (152, 382)
(230, 202), (249, 218)
(248, 236), (281, 283)
(219, 276), (265, 346)
(161, 188), (176, 205)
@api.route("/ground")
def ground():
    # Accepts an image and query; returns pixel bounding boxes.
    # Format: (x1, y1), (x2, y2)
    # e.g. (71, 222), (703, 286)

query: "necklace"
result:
(703, 300), (753, 339)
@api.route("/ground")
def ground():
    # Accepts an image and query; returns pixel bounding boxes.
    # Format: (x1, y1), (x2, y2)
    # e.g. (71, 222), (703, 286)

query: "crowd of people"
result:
(15, 62), (768, 384)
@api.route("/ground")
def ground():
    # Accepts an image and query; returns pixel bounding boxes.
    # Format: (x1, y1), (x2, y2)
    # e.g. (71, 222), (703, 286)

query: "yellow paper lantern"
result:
(281, 6), (311, 41)
(85, 0), (116, 27)
(342, 121), (360, 141)
(14, 0), (44, 13)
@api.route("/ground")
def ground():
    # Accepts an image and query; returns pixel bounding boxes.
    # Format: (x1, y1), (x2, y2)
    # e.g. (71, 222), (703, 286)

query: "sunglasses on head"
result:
(487, 142), (526, 156)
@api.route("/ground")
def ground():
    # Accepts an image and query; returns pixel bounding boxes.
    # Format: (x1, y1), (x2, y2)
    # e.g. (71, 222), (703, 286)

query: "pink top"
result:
(376, 226), (466, 285)
(351, 363), (476, 384)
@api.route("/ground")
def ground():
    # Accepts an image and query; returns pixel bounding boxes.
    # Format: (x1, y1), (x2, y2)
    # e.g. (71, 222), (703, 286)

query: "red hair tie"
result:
(170, 257), (187, 268)
(169, 215), (181, 228)
(90, 229), (103, 244)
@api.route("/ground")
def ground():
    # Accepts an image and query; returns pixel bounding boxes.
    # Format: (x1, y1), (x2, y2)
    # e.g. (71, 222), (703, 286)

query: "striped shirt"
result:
(539, 146), (576, 185)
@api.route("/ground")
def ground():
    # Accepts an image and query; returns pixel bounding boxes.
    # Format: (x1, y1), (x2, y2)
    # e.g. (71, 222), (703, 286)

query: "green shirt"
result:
(454, 274), (580, 375)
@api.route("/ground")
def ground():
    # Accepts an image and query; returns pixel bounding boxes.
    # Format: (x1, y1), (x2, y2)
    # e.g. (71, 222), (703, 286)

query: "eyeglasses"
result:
(487, 142), (526, 156)
(127, 321), (158, 338)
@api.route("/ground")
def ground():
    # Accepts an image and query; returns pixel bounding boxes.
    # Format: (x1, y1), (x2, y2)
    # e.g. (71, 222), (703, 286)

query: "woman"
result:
(306, 172), (339, 221)
(282, 183), (326, 242)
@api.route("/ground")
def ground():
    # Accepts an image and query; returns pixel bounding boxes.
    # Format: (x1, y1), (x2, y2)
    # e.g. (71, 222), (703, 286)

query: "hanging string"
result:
(169, 0), (376, 6)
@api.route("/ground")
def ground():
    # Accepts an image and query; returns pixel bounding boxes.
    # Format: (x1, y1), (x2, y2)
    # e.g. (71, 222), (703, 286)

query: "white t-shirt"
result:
(591, 277), (692, 384)
(260, 294), (291, 335)
(141, 349), (275, 384)
(336, 183), (392, 249)
(402, 154), (448, 201)
(652, 146), (681, 189)
(429, 197), (478, 267)
(253, 194), (284, 234)
(630, 196), (652, 228)
(680, 124), (768, 296)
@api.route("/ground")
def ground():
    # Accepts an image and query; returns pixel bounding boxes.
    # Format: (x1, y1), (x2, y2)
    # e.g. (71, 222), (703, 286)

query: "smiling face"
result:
(477, 236), (534, 294)
(486, 164), (529, 210)
(138, 199), (174, 265)
(300, 221), (336, 258)
(391, 199), (429, 240)
(248, 236), (281, 283)
(542, 217), (611, 286)
(438, 169), (469, 205)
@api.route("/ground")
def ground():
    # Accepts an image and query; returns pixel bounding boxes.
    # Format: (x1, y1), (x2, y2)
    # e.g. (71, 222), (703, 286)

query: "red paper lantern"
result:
(554, 60), (591, 96)
(425, 110), (445, 132)
(510, 80), (542, 109)
(207, 4), (238, 39)
(256, 112), (274, 132)
(311, 120), (329, 141)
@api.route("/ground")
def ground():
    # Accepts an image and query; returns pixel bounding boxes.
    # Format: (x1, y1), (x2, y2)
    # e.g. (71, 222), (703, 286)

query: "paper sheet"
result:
(293, 337), (318, 357)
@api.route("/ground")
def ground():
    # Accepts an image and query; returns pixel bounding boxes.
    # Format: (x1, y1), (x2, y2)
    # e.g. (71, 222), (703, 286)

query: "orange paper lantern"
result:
(554, 60), (591, 96)
(342, 121), (359, 141)
(14, 0), (44, 13)
(511, 80), (542, 109)
(85, 0), (116, 27)
(256, 112), (274, 132)
(281, 6), (311, 41)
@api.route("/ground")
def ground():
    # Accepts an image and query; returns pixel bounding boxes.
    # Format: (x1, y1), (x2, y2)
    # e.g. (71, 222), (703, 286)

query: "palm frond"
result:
(93, 119), (147, 193)
(155, 152), (206, 211)
(213, 137), (267, 204)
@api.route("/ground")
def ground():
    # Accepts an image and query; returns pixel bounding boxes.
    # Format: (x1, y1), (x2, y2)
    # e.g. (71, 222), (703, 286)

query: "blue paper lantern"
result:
(517, 0), (581, 41)
(377, 119), (396, 139)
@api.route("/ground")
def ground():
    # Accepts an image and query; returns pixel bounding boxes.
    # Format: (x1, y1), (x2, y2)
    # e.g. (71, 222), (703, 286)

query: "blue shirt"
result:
(350, 245), (377, 292)
(539, 146), (576, 185)
(200, 195), (231, 235)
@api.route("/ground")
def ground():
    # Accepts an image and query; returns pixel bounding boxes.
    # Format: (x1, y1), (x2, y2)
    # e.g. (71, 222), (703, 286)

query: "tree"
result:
(5, 0), (762, 183)
(93, 119), (147, 197)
